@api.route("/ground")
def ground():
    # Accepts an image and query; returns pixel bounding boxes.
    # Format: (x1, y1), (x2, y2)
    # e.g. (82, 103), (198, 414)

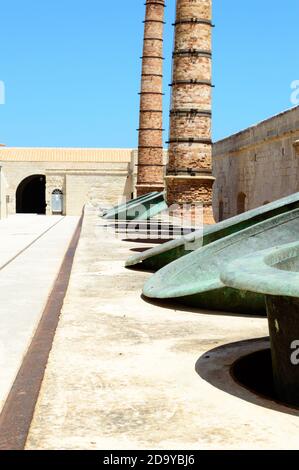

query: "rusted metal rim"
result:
(166, 138), (212, 144)
(170, 109), (212, 116)
(140, 109), (163, 113)
(166, 168), (213, 176)
(140, 55), (165, 60)
(170, 80), (214, 87)
(0, 213), (84, 450)
(136, 163), (165, 167)
(143, 20), (166, 24)
(141, 73), (163, 77)
(137, 127), (165, 131)
(138, 91), (165, 95)
(143, 37), (163, 42)
(138, 145), (163, 149)
(145, 1), (165, 6)
(173, 49), (212, 57)
(173, 18), (214, 27)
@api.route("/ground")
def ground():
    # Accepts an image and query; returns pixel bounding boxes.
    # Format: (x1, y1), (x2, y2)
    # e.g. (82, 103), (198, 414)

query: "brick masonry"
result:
(166, 0), (215, 224)
(136, 0), (165, 196)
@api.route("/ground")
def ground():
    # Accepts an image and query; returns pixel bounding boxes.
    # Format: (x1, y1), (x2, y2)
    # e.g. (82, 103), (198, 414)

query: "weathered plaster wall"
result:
(0, 150), (135, 217)
(213, 106), (299, 221)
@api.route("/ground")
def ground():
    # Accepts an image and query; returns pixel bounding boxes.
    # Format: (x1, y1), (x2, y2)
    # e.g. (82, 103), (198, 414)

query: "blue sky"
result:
(0, 0), (298, 147)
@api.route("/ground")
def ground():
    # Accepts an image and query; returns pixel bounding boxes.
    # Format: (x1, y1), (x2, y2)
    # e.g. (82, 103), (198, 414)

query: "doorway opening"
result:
(16, 175), (46, 214)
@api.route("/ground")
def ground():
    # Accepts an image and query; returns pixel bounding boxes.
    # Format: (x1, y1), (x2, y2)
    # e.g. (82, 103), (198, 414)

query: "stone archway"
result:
(16, 174), (46, 214)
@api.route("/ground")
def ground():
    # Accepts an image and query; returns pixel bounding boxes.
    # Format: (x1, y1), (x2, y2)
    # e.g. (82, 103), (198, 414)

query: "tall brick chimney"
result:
(165, 0), (215, 224)
(136, 0), (165, 197)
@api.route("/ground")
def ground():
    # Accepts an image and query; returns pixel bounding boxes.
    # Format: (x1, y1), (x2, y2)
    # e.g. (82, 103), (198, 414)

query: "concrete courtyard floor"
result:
(0, 215), (79, 412)
(24, 207), (299, 450)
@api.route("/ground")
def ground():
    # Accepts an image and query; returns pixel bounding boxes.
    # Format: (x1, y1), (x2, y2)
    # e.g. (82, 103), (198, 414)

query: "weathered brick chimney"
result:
(165, 0), (215, 224)
(136, 0), (165, 196)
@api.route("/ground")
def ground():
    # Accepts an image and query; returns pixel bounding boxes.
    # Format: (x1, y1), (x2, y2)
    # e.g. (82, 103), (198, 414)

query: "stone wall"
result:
(0, 150), (135, 217)
(213, 106), (299, 221)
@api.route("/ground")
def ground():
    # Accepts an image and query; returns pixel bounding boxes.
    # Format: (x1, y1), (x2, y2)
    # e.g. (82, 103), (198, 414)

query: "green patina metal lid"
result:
(126, 192), (299, 271)
(221, 241), (299, 298)
(142, 208), (299, 314)
(102, 192), (158, 218)
(103, 192), (166, 221)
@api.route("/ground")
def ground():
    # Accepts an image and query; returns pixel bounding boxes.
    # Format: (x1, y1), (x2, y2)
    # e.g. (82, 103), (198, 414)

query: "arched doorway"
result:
(237, 192), (246, 215)
(51, 189), (63, 214)
(16, 175), (46, 214)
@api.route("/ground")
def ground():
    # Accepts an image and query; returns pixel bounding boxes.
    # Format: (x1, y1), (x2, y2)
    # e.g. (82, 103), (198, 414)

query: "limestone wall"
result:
(213, 106), (299, 221)
(0, 149), (135, 217)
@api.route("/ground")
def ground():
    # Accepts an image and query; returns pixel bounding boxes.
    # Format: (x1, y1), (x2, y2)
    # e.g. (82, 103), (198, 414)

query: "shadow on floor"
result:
(125, 265), (155, 274)
(122, 238), (173, 244)
(195, 337), (299, 416)
(129, 247), (154, 253)
(141, 294), (266, 319)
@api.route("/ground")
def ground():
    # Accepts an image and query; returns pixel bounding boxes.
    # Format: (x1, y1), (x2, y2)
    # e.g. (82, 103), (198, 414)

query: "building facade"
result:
(213, 106), (299, 221)
(2, 105), (299, 222)
(0, 147), (135, 218)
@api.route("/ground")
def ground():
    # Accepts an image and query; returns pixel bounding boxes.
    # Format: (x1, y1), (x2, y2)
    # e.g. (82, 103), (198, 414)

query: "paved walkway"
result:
(23, 206), (299, 450)
(0, 215), (79, 411)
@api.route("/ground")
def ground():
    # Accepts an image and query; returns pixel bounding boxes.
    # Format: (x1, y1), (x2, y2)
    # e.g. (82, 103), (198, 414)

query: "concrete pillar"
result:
(165, 0), (215, 224)
(136, 0), (165, 197)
